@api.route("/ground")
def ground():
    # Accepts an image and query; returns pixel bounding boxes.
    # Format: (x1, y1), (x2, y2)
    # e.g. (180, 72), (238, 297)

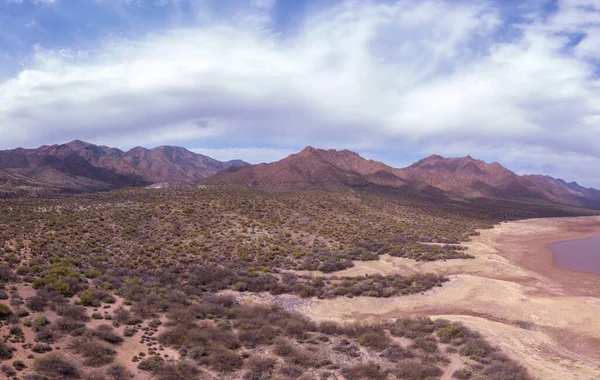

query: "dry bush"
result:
(68, 338), (116, 367)
(34, 353), (81, 379)
(341, 361), (387, 380)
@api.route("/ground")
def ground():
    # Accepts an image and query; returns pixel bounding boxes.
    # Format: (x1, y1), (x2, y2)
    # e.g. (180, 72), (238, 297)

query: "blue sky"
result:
(1, 0), (600, 186)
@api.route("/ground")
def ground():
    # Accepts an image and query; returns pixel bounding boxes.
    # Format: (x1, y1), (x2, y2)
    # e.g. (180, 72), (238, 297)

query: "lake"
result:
(548, 236), (600, 275)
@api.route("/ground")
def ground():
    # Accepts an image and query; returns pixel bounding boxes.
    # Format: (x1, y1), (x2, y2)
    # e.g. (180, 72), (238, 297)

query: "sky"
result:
(1, 0), (600, 187)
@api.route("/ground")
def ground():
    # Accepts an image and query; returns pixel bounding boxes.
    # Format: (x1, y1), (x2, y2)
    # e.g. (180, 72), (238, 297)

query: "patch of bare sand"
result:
(270, 216), (600, 380)
(431, 315), (600, 380)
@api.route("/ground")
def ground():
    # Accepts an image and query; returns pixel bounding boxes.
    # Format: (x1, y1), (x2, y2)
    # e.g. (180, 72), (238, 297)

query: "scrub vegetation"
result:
(0, 187), (538, 379)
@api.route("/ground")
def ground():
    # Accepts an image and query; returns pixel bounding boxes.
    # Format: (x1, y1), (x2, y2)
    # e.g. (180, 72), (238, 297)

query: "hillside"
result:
(204, 147), (600, 209)
(0, 185), (572, 379)
(0, 141), (247, 196)
(2, 141), (599, 210)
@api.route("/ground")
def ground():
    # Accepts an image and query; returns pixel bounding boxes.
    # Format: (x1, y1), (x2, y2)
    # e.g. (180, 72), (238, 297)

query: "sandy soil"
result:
(244, 216), (600, 380)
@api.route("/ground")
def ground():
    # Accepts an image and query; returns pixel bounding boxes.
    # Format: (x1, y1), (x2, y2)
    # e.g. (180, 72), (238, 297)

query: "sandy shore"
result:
(245, 216), (600, 380)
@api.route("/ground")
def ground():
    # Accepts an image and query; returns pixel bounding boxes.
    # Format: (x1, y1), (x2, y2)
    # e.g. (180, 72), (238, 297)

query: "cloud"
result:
(0, 0), (600, 186)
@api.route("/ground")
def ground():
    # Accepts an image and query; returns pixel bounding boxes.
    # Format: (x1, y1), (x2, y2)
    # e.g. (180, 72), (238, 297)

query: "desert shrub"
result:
(93, 325), (123, 344)
(208, 344), (243, 372)
(0, 303), (13, 319)
(356, 328), (391, 350)
(453, 369), (473, 379)
(244, 356), (277, 380)
(84, 269), (102, 279)
(24, 375), (46, 380)
(0, 342), (14, 360)
(279, 366), (304, 378)
(318, 321), (345, 335)
(27, 295), (48, 312)
(334, 339), (362, 358)
(13, 360), (26, 370)
(32, 315), (49, 331)
(68, 338), (116, 367)
(137, 356), (165, 372)
(123, 326), (137, 337)
(131, 294), (164, 319)
(58, 304), (90, 322)
(35, 327), (59, 343)
(185, 345), (208, 365)
(483, 362), (531, 380)
(113, 307), (141, 325)
(32, 262), (84, 298)
(0, 264), (15, 280)
(284, 348), (317, 368)
(1, 364), (16, 376)
(272, 338), (295, 357)
(15, 308), (29, 318)
(238, 325), (278, 348)
(54, 317), (86, 334)
(34, 353), (81, 379)
(379, 344), (413, 361)
(410, 337), (439, 353)
(84, 369), (105, 380)
(389, 317), (436, 339)
(459, 338), (494, 360)
(394, 359), (443, 380)
(105, 363), (133, 380)
(32, 343), (53, 353)
(341, 361), (387, 380)
(155, 362), (200, 380)
(78, 289), (100, 307)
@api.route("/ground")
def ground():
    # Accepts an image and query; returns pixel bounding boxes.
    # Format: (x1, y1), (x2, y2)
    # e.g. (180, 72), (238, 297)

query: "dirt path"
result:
(440, 355), (463, 380)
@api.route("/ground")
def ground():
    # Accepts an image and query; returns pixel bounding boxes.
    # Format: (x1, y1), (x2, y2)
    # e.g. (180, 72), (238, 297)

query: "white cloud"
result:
(1, 0), (600, 185)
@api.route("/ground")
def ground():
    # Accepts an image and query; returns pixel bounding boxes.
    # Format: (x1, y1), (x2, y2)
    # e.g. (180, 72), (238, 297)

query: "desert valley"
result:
(0, 141), (597, 380)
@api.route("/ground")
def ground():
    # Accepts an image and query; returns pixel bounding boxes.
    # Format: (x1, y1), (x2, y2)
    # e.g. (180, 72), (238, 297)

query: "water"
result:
(548, 236), (600, 275)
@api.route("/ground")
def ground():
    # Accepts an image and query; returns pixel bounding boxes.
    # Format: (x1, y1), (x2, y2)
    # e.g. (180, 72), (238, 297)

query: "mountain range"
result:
(0, 140), (247, 196)
(1, 141), (599, 210)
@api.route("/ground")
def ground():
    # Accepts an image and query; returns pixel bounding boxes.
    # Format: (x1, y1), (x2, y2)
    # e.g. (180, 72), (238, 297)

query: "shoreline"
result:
(547, 235), (600, 277)
(495, 216), (600, 297)
(235, 215), (600, 379)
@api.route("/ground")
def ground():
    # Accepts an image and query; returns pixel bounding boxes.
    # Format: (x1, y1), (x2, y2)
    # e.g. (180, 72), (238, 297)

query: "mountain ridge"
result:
(0, 141), (249, 196)
(204, 146), (600, 209)
(1, 141), (599, 210)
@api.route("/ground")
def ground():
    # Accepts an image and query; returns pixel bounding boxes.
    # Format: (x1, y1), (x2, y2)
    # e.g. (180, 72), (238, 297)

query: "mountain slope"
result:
(0, 141), (248, 195)
(523, 175), (600, 208)
(396, 155), (546, 199)
(396, 155), (600, 208)
(67, 141), (245, 183)
(204, 147), (600, 209)
(202, 146), (419, 191)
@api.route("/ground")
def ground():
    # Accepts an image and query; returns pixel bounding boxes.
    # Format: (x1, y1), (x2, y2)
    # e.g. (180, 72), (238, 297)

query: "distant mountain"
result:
(2, 142), (599, 210)
(0, 141), (248, 196)
(202, 146), (411, 190)
(396, 155), (546, 199)
(66, 140), (247, 183)
(523, 175), (600, 209)
(396, 155), (600, 208)
(203, 147), (600, 209)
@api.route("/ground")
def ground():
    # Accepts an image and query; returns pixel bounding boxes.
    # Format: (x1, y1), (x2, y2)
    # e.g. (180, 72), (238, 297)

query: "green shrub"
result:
(137, 356), (165, 372)
(12, 360), (26, 371)
(0, 304), (13, 319)
(0, 342), (14, 360)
